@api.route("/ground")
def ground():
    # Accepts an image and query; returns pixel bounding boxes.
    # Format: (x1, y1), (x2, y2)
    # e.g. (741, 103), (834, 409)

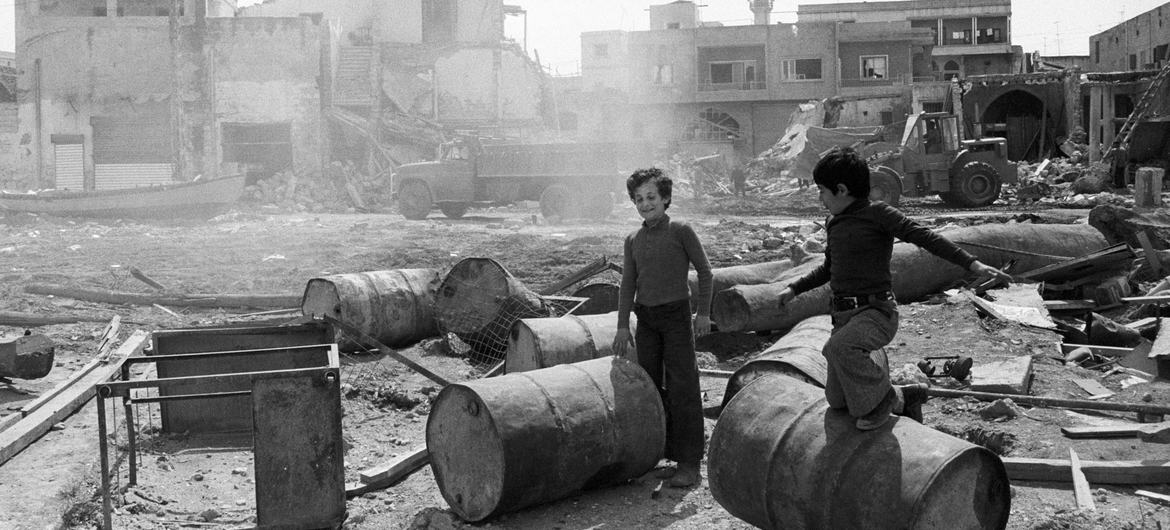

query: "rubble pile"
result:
(242, 162), (395, 213)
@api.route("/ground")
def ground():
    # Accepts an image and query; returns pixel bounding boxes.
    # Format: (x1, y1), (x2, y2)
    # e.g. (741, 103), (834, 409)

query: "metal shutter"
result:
(92, 110), (175, 189)
(53, 143), (84, 190)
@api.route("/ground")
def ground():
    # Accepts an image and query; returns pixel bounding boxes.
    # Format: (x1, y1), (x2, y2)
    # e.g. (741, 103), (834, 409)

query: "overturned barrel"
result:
(505, 311), (635, 373)
(720, 315), (830, 410)
(427, 356), (665, 522)
(301, 269), (442, 350)
(710, 375), (1010, 530)
(434, 258), (553, 362)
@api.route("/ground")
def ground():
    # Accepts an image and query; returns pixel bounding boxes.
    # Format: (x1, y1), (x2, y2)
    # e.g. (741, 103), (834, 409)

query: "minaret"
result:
(749, 0), (774, 25)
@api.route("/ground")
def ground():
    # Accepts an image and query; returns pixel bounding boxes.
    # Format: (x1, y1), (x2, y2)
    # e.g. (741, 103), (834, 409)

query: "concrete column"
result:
(1135, 167), (1164, 208)
(1088, 85), (1102, 162)
(1102, 87), (1116, 153)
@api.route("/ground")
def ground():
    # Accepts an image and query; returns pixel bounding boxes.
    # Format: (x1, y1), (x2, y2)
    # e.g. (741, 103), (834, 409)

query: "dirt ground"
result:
(0, 194), (1168, 530)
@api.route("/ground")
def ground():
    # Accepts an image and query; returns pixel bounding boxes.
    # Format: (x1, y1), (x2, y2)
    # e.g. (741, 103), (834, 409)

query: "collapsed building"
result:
(13, 0), (555, 193)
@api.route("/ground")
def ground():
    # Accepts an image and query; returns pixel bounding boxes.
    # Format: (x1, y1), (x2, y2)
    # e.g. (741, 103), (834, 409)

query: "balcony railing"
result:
(697, 81), (767, 92)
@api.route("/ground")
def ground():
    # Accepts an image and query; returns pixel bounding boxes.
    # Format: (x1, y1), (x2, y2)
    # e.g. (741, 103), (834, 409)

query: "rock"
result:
(1073, 173), (1110, 194)
(191, 473), (204, 481)
(409, 507), (463, 529)
(762, 237), (784, 249)
(979, 398), (1021, 421)
(231, 467), (248, 476)
(198, 508), (220, 522)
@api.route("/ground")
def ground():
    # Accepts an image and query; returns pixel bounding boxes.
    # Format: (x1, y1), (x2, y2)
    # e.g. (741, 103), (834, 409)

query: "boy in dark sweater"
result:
(778, 147), (1011, 430)
(613, 168), (713, 487)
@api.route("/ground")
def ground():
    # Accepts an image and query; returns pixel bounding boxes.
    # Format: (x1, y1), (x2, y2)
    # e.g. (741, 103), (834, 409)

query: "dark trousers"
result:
(634, 299), (704, 464)
(824, 300), (899, 418)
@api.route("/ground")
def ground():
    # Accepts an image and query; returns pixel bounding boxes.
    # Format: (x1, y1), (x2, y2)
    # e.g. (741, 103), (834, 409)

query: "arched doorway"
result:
(981, 90), (1050, 161)
(942, 60), (961, 80)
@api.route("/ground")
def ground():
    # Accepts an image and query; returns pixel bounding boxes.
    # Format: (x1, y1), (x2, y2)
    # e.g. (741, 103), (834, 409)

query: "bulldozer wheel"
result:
(398, 181), (432, 220)
(944, 161), (1001, 208)
(540, 184), (572, 219)
(868, 166), (902, 206)
(438, 202), (468, 219)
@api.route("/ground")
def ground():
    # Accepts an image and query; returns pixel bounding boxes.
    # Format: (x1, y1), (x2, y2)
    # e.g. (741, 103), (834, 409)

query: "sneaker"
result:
(856, 388), (896, 431)
(668, 462), (700, 488)
(898, 383), (930, 423)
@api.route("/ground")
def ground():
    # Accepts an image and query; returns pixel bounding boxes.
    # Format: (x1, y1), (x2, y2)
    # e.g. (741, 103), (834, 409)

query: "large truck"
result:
(866, 112), (1018, 207)
(392, 140), (657, 220)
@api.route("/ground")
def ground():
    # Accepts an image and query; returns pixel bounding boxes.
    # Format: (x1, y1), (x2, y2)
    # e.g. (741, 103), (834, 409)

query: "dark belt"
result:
(831, 291), (895, 311)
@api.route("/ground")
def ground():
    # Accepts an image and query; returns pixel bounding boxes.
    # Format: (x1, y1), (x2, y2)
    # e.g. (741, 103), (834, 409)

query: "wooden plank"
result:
(1136, 490), (1170, 505)
(1062, 424), (1143, 439)
(1069, 449), (1096, 510)
(0, 330), (147, 466)
(700, 369), (734, 378)
(1152, 318), (1170, 360)
(1017, 243), (1134, 282)
(1072, 378), (1114, 399)
(1121, 295), (1170, 304)
(1044, 300), (1097, 311)
(1136, 231), (1163, 276)
(358, 446), (429, 485)
(1002, 457), (1170, 484)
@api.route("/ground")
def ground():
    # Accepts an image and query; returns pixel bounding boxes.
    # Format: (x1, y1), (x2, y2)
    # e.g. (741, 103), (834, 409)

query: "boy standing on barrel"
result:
(778, 147), (1012, 430)
(613, 167), (713, 488)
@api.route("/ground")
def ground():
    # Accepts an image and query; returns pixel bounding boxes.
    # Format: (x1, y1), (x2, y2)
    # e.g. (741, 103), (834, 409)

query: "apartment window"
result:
(594, 44), (609, 58)
(922, 101), (945, 113)
(1095, 41), (1101, 63)
(708, 61), (757, 86)
(861, 55), (887, 80)
(781, 58), (822, 80)
(651, 64), (674, 85)
(1130, 54), (1138, 69)
(667, 22), (681, 29)
(976, 28), (1002, 44)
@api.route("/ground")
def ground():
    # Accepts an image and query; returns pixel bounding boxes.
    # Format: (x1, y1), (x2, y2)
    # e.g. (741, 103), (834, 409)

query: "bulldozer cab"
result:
(903, 112), (959, 156)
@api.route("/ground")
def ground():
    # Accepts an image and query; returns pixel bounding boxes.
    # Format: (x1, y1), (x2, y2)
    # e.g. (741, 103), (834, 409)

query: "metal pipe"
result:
(926, 388), (1170, 415)
(98, 394), (112, 530)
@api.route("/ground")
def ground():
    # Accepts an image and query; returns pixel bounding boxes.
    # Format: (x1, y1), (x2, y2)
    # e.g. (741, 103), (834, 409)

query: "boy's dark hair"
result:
(627, 167), (673, 209)
(813, 146), (870, 199)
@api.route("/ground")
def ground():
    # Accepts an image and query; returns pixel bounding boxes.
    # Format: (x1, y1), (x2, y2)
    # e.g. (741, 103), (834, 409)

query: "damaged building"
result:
(14, 0), (554, 193)
(572, 0), (1024, 161)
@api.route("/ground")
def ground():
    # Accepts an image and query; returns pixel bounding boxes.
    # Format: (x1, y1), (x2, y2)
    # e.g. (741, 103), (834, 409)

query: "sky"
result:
(0, 0), (1166, 74)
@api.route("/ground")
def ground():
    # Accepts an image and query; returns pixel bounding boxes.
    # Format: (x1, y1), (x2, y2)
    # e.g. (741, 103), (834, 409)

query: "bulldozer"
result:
(866, 112), (1017, 207)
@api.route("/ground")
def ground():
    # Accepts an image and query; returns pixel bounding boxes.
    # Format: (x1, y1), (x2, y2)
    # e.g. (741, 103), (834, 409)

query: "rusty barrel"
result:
(505, 311), (635, 373)
(569, 282), (620, 315)
(434, 257), (552, 361)
(721, 315), (831, 409)
(427, 356), (665, 522)
(710, 375), (1010, 530)
(301, 269), (442, 350)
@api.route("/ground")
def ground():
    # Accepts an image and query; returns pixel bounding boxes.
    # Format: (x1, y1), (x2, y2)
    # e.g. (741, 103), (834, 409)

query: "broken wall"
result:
(432, 47), (543, 127)
(16, 16), (175, 189)
(236, 0), (422, 44)
(210, 17), (327, 178)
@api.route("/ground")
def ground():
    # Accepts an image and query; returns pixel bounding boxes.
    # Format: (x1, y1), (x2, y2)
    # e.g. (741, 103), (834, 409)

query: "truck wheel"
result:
(439, 202), (468, 219)
(944, 161), (1001, 208)
(868, 166), (902, 206)
(585, 192), (614, 219)
(540, 185), (572, 219)
(398, 181), (432, 220)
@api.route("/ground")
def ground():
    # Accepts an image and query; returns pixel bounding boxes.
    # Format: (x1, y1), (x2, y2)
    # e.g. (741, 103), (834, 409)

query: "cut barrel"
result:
(301, 269), (442, 350)
(433, 258), (552, 361)
(426, 356), (665, 522)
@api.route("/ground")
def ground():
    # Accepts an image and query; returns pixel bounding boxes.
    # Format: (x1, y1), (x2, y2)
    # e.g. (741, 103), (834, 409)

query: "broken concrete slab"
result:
(969, 356), (1033, 395)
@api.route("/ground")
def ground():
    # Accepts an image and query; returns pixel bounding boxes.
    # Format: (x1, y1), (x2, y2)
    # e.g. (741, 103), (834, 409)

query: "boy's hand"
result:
(694, 315), (711, 337)
(612, 328), (635, 360)
(778, 286), (796, 308)
(969, 261), (1013, 287)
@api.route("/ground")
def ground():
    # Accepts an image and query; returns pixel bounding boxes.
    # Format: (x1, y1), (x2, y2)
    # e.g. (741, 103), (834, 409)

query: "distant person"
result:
(612, 167), (713, 488)
(730, 165), (747, 197)
(777, 147), (1012, 430)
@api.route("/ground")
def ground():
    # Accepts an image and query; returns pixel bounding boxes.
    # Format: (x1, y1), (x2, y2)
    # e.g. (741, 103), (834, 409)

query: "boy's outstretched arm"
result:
(968, 260), (1013, 286)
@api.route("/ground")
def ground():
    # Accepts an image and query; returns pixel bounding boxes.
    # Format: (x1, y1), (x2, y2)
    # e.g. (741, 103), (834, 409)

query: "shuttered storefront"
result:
(51, 135), (84, 190)
(91, 111), (174, 189)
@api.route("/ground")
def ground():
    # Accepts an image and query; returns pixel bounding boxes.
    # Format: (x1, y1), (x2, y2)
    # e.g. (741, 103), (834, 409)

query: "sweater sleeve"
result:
(878, 203), (977, 269)
(679, 223), (713, 317)
(617, 233), (638, 329)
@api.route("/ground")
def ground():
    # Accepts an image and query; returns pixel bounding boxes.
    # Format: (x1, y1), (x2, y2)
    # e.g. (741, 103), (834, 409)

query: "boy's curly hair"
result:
(813, 146), (871, 199)
(626, 167), (673, 209)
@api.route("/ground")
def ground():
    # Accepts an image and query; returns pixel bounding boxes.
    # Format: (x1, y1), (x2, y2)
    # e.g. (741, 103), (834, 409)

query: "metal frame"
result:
(96, 344), (342, 530)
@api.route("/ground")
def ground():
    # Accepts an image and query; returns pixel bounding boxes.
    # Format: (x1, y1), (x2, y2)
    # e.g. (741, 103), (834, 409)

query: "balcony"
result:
(697, 81), (767, 92)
